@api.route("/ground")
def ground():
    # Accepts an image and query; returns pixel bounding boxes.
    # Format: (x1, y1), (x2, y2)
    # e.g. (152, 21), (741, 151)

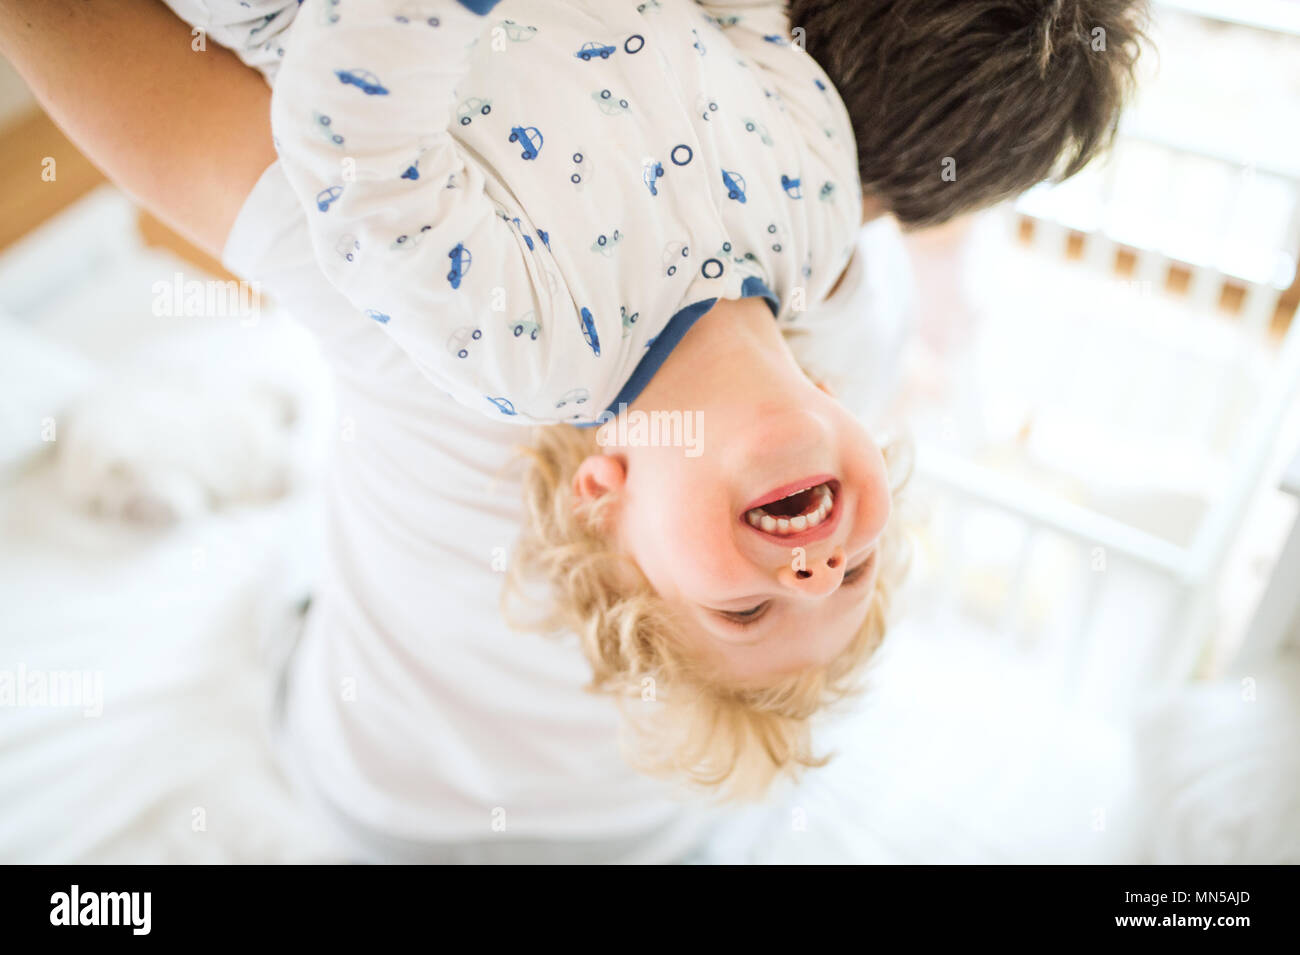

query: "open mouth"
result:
(742, 479), (838, 537)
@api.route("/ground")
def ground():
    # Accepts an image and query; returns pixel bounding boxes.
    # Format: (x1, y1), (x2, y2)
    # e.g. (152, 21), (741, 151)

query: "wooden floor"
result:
(0, 106), (232, 279)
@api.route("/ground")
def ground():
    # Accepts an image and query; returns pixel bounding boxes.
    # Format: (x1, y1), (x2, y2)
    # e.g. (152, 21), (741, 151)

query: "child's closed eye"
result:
(840, 554), (874, 586)
(715, 555), (875, 627)
(719, 601), (771, 627)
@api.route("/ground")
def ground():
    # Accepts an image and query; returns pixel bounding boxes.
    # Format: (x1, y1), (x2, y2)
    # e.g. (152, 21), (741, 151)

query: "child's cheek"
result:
(849, 443), (893, 547)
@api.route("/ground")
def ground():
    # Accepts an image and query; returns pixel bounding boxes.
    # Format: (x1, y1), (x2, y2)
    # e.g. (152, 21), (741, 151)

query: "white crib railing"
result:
(1239, 445), (1300, 662)
(911, 124), (1300, 707)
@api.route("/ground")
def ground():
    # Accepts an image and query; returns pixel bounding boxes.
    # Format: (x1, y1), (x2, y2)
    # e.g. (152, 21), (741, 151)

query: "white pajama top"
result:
(254, 0), (863, 423)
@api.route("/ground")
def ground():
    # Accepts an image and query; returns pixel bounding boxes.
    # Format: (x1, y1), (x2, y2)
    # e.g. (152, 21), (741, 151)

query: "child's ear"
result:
(572, 454), (627, 504)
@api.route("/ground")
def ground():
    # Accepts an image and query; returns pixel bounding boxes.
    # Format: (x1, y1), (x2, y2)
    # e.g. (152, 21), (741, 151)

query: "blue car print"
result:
(365, 309), (390, 324)
(497, 211), (537, 251)
(316, 185), (342, 211)
(448, 326), (482, 359)
(512, 217), (534, 251)
(555, 388), (590, 414)
(335, 69), (389, 96)
(447, 242), (472, 288)
(642, 160), (664, 196)
(781, 174), (802, 199)
(579, 307), (600, 357)
(486, 396), (517, 416)
(313, 112), (344, 147)
(509, 126), (543, 160)
(576, 41), (616, 60)
(620, 306), (639, 337)
(722, 169), (747, 203)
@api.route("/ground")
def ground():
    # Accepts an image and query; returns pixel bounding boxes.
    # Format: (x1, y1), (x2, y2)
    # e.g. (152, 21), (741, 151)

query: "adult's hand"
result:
(0, 0), (275, 257)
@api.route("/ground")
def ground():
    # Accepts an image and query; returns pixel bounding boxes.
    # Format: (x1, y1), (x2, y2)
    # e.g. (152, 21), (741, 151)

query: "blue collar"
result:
(578, 277), (779, 427)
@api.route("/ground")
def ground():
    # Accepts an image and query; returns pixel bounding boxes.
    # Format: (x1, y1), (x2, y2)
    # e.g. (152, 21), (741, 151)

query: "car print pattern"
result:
(447, 242), (472, 288)
(393, 3), (441, 27)
(508, 311), (541, 340)
(316, 185), (343, 211)
(592, 89), (630, 116)
(448, 326), (482, 359)
(335, 68), (390, 95)
(457, 97), (492, 125)
(508, 125), (544, 159)
(579, 307), (600, 357)
(269, 0), (861, 425)
(575, 41), (616, 60)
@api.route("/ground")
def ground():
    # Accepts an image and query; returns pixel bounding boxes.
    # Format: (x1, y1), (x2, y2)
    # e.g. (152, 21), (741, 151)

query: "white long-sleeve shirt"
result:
(264, 0), (862, 424)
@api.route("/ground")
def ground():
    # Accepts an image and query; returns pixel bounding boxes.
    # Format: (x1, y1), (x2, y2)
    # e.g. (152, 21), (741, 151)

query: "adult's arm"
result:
(0, 0), (276, 257)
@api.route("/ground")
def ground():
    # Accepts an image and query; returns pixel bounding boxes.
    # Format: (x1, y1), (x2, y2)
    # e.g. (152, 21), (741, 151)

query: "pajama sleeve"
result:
(695, 0), (863, 306)
(269, 0), (570, 422)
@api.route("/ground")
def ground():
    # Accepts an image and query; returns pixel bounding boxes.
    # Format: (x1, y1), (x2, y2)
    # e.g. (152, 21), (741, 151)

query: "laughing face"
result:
(572, 296), (893, 686)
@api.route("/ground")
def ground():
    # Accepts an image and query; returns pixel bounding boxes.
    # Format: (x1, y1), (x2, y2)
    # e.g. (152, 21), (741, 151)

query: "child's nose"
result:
(776, 546), (846, 597)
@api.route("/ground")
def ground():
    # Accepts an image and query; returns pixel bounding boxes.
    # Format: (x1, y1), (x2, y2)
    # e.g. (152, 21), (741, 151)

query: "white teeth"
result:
(744, 482), (835, 535)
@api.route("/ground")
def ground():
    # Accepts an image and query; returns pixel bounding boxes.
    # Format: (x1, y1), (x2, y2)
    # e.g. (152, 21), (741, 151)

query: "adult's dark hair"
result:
(788, 0), (1149, 227)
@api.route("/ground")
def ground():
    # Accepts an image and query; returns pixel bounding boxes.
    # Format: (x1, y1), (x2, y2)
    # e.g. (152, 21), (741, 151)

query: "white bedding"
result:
(6, 467), (1293, 864)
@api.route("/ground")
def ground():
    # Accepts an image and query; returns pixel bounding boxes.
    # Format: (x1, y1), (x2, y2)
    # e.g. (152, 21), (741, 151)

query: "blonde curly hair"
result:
(504, 422), (911, 800)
